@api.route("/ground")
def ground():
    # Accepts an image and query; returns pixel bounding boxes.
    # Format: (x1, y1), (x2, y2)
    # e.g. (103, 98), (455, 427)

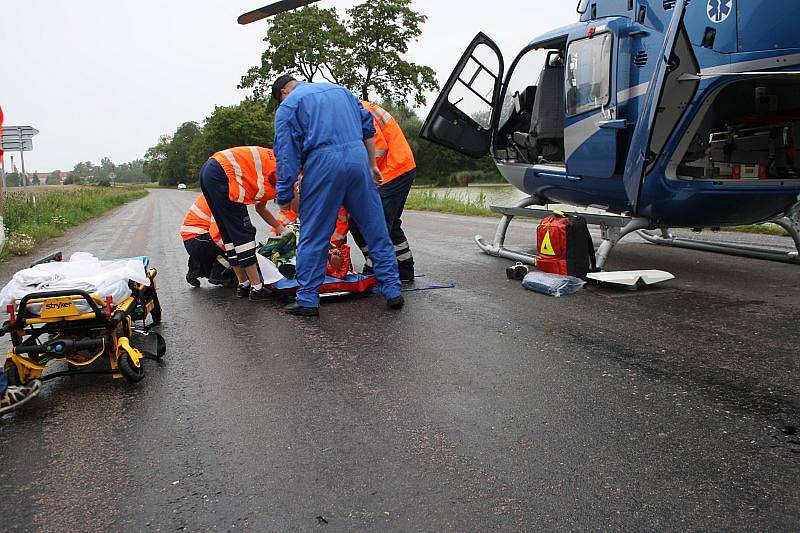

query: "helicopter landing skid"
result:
(474, 197), (650, 270)
(637, 209), (800, 265)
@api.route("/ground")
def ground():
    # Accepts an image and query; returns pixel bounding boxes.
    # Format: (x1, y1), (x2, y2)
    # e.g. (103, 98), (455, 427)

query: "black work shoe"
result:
(387, 295), (405, 310)
(186, 272), (201, 288)
(399, 270), (415, 283)
(236, 284), (251, 298)
(249, 287), (274, 301)
(284, 303), (320, 317)
(207, 275), (222, 286)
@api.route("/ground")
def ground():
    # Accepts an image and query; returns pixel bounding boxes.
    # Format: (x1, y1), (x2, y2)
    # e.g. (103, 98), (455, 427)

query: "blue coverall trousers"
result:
(0, 368), (7, 395)
(296, 141), (402, 308)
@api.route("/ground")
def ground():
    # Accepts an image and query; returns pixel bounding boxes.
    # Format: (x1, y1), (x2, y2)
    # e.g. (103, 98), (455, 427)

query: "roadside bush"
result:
(1, 187), (148, 259)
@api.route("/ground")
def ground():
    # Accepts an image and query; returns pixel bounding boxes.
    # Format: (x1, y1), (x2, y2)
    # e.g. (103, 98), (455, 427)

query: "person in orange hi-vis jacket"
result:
(350, 101), (417, 281)
(179, 194), (231, 287)
(198, 146), (289, 301)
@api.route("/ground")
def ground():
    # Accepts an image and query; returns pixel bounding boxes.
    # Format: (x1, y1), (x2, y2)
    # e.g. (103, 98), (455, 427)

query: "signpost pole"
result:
(19, 147), (28, 198)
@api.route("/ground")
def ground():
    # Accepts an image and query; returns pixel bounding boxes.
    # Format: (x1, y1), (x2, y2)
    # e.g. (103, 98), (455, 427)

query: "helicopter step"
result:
(474, 196), (650, 270)
(476, 197), (800, 269)
(637, 207), (800, 266)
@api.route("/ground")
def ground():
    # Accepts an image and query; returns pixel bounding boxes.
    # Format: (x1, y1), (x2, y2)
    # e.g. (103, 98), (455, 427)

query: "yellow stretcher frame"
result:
(2, 267), (163, 386)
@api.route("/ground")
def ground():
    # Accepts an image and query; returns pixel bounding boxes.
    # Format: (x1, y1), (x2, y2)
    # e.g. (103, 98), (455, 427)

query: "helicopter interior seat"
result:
(512, 56), (566, 163)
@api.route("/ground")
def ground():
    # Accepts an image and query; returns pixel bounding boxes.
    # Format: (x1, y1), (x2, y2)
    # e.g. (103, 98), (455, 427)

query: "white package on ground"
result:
(587, 270), (675, 287)
(256, 254), (286, 285)
(0, 252), (150, 314)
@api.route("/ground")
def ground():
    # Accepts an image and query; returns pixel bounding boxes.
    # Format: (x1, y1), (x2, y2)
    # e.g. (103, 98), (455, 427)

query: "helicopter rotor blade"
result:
(238, 0), (322, 25)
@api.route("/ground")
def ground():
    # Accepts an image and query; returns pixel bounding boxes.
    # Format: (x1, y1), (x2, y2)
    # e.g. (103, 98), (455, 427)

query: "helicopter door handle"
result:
(598, 119), (628, 130)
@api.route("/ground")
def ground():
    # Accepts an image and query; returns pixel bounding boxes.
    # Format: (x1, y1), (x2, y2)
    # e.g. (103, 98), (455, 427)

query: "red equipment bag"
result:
(536, 212), (596, 279)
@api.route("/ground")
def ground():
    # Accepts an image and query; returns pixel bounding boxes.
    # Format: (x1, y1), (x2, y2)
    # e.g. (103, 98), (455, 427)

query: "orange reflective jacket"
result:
(211, 146), (277, 205)
(361, 101), (416, 183)
(180, 194), (223, 249)
(271, 206), (349, 248)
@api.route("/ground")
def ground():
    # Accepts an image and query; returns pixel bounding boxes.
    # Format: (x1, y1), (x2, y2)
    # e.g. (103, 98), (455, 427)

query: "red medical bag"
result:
(536, 212), (596, 279)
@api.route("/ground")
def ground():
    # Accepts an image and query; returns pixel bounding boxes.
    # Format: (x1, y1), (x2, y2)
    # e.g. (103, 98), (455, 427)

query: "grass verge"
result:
(406, 190), (793, 237)
(723, 224), (790, 237)
(2, 186), (149, 259)
(405, 190), (496, 217)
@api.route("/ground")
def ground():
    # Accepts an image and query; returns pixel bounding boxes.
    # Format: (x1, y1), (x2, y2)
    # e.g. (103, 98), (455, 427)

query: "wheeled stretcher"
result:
(1, 255), (165, 386)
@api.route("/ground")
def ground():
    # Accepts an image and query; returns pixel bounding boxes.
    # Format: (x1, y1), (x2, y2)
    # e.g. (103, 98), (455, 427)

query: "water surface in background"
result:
(419, 185), (528, 207)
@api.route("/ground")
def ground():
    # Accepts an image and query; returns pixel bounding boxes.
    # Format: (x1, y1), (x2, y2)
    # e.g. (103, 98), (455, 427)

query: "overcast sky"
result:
(0, 1), (575, 172)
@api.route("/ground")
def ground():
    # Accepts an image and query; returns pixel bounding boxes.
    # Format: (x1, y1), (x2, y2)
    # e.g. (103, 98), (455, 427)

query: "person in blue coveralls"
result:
(271, 74), (404, 317)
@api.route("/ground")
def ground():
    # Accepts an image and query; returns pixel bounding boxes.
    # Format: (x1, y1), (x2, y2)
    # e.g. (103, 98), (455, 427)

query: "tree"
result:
(342, 0), (437, 106)
(97, 157), (116, 180)
(143, 135), (172, 183)
(31, 172), (40, 186)
(162, 122), (202, 187)
(189, 99), (276, 175)
(240, 6), (349, 99)
(46, 170), (62, 185)
(239, 0), (437, 106)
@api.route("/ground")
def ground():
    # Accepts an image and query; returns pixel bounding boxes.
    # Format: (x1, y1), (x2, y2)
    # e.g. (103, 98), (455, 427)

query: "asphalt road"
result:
(1, 189), (799, 531)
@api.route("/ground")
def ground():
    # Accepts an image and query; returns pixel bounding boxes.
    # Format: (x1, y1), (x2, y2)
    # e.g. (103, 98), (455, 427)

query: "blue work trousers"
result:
(296, 141), (402, 308)
(351, 168), (416, 276)
(0, 368), (7, 395)
(199, 159), (257, 268)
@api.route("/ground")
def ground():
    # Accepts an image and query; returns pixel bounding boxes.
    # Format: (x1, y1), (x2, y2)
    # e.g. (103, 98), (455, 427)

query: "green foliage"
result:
(1, 187), (149, 259)
(239, 0), (437, 106)
(46, 170), (62, 185)
(343, 0), (437, 106)
(188, 99), (277, 176)
(161, 122), (202, 187)
(114, 159), (150, 183)
(404, 190), (496, 217)
(240, 6), (349, 99)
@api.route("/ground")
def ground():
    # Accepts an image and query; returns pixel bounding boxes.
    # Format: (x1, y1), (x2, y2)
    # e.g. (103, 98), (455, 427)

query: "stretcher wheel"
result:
(149, 291), (162, 326)
(152, 333), (166, 360)
(117, 352), (144, 383)
(4, 362), (21, 387)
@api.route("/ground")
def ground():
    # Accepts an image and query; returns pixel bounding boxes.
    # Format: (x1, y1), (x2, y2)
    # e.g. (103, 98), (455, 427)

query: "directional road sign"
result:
(1, 138), (33, 152)
(2, 126), (39, 139)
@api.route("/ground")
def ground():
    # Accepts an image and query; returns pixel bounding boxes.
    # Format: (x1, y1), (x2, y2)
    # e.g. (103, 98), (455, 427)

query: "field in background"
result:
(2, 186), (149, 259)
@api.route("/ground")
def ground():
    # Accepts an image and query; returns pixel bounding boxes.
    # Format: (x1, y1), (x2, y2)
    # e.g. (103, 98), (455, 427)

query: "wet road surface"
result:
(1, 189), (799, 531)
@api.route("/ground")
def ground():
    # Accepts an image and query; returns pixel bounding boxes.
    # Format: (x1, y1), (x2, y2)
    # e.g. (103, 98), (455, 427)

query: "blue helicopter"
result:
(240, 0), (800, 267)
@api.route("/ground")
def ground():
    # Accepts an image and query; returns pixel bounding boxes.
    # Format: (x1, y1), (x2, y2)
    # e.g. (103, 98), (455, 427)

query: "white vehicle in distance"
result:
(177, 183), (187, 190)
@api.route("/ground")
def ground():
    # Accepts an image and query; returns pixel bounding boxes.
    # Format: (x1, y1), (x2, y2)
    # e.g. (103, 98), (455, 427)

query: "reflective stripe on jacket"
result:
(361, 101), (416, 183)
(211, 146), (277, 205)
(180, 194), (223, 249)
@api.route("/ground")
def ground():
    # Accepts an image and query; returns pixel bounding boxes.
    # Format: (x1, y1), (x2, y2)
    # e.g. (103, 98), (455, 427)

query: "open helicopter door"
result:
(420, 33), (504, 158)
(623, 0), (699, 210)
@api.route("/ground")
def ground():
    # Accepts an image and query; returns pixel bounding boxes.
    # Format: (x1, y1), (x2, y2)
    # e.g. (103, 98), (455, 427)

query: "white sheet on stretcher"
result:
(0, 252), (150, 314)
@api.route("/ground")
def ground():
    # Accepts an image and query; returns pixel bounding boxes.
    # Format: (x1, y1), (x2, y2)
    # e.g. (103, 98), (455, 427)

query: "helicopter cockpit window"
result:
(565, 33), (613, 117)
(445, 43), (501, 129)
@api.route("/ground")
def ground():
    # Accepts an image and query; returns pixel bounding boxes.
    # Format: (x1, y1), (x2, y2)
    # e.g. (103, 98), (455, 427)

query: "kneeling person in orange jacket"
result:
(199, 146), (289, 300)
(180, 194), (231, 287)
(350, 101), (417, 281)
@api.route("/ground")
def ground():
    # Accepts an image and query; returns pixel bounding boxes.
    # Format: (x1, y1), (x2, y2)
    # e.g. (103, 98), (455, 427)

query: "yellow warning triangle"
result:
(540, 230), (556, 256)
